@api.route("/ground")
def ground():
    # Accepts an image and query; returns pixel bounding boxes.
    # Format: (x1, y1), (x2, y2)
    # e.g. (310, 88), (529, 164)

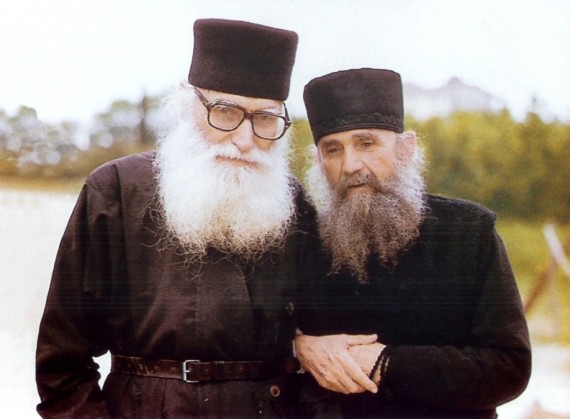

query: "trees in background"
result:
(407, 110), (570, 221)
(0, 106), (81, 177)
(0, 95), (159, 179)
(1, 101), (569, 221)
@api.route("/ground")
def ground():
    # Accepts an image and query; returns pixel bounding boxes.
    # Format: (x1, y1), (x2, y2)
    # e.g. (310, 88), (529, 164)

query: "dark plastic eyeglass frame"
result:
(193, 87), (292, 140)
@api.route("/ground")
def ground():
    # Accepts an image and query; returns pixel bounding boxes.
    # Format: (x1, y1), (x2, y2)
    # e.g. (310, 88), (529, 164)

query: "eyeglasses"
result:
(193, 87), (291, 140)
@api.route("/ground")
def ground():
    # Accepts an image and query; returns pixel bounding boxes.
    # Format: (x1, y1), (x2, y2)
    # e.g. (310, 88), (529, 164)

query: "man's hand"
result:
(294, 333), (379, 394)
(348, 341), (385, 384)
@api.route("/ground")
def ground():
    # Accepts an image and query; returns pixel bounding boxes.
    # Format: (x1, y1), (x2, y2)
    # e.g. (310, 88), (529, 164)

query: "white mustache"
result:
(212, 143), (271, 167)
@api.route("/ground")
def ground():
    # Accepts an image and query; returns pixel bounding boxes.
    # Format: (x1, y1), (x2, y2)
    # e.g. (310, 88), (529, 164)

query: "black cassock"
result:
(36, 152), (319, 418)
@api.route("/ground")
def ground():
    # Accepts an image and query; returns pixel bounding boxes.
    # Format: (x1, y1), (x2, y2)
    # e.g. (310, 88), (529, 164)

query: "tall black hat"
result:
(188, 19), (298, 100)
(303, 68), (404, 142)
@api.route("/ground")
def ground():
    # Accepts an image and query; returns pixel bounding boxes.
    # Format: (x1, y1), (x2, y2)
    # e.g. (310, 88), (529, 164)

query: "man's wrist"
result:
(369, 346), (390, 386)
(368, 351), (383, 381)
(291, 336), (305, 374)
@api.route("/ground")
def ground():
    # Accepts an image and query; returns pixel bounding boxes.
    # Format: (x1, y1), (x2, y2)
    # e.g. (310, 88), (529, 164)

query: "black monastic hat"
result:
(188, 19), (298, 101)
(303, 68), (404, 142)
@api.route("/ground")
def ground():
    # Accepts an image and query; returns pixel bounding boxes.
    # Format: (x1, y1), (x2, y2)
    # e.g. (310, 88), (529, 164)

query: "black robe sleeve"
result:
(36, 177), (116, 418)
(380, 227), (532, 411)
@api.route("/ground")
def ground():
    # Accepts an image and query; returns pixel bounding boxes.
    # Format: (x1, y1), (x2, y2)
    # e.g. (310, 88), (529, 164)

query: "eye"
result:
(212, 104), (242, 121)
(255, 113), (275, 122)
(323, 145), (340, 155)
(218, 105), (239, 116)
(358, 138), (376, 150)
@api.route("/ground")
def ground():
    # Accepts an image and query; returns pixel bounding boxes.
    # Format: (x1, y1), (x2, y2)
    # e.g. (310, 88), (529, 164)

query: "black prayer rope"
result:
(368, 350), (384, 380)
(379, 346), (393, 381)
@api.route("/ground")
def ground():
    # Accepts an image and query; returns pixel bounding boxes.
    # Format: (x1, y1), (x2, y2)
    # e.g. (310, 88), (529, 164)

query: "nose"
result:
(230, 119), (256, 153)
(342, 150), (365, 175)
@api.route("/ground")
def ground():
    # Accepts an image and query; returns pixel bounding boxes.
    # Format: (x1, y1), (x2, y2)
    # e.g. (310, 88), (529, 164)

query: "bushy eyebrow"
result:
(319, 138), (340, 148)
(209, 95), (282, 113)
(319, 130), (381, 148)
(352, 131), (377, 141)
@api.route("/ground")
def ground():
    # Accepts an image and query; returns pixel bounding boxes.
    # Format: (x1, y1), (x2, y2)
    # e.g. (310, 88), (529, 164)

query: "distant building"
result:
(404, 77), (506, 120)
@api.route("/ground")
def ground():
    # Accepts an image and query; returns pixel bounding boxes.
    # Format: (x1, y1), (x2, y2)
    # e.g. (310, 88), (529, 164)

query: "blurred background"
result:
(1, 0), (569, 417)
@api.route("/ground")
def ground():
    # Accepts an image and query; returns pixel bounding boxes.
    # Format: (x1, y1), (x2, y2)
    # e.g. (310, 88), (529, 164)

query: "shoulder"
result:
(84, 152), (157, 203)
(87, 152), (154, 184)
(86, 152), (155, 188)
(287, 176), (318, 233)
(289, 176), (317, 214)
(425, 194), (497, 231)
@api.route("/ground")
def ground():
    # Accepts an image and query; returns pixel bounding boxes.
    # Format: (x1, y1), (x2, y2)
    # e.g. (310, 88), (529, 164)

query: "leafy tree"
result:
(2, 98), (569, 222)
(416, 110), (570, 221)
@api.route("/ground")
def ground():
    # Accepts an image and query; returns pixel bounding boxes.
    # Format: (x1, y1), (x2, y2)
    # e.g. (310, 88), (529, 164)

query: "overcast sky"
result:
(1, 0), (569, 124)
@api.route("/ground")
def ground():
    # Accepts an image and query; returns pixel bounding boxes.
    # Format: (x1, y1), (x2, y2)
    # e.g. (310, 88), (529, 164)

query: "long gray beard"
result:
(308, 157), (426, 283)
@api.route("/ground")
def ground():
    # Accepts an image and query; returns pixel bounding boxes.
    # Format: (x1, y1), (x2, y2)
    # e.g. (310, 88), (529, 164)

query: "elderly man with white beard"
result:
(294, 68), (531, 418)
(35, 19), (319, 418)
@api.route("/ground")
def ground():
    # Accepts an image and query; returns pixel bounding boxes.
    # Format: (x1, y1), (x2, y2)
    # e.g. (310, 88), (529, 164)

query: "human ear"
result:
(308, 144), (321, 164)
(397, 131), (417, 161)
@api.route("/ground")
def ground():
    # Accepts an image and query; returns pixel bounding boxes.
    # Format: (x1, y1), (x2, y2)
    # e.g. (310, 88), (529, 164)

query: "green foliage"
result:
(497, 219), (570, 343)
(2, 98), (569, 223)
(410, 111), (570, 221)
(289, 119), (314, 181)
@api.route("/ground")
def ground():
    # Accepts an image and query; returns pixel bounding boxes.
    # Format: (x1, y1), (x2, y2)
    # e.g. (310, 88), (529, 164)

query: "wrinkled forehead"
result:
(318, 128), (397, 148)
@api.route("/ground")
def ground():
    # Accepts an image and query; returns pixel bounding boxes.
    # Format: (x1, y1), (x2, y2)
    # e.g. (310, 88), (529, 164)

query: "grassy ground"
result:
(0, 175), (84, 194)
(497, 219), (570, 344)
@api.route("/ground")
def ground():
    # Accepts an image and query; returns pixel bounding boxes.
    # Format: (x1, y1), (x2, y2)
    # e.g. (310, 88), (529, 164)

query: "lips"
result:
(347, 182), (367, 188)
(216, 155), (259, 168)
(346, 178), (374, 190)
(340, 175), (378, 196)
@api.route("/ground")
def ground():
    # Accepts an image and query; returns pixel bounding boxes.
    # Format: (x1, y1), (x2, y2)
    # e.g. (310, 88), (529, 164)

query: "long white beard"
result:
(154, 109), (295, 262)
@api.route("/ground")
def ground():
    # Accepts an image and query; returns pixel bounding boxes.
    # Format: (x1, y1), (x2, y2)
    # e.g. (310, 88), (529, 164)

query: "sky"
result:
(1, 0), (569, 125)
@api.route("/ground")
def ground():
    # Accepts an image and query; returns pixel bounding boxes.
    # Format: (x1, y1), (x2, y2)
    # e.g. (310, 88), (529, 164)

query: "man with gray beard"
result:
(295, 68), (531, 418)
(35, 19), (319, 418)
(313, 160), (425, 283)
